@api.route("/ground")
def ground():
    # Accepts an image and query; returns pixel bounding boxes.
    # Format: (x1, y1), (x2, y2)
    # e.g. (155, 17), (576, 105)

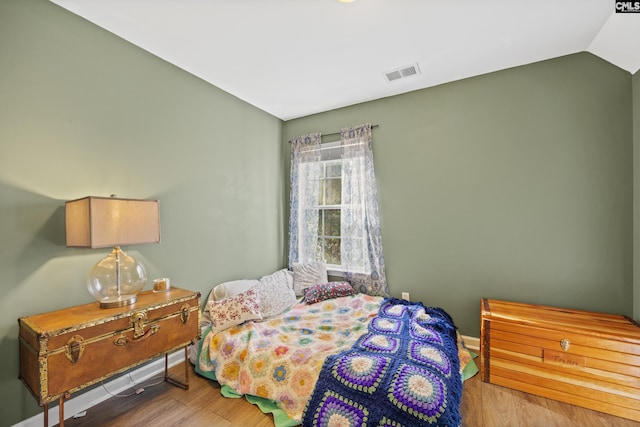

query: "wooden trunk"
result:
(18, 288), (200, 406)
(480, 298), (640, 422)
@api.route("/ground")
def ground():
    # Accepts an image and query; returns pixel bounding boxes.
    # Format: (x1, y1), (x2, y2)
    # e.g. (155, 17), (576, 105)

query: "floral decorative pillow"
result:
(201, 279), (259, 326)
(208, 289), (262, 333)
(304, 282), (355, 304)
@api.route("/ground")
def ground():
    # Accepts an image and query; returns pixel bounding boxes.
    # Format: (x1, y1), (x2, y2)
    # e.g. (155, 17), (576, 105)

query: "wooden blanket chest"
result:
(480, 298), (640, 422)
(19, 288), (200, 425)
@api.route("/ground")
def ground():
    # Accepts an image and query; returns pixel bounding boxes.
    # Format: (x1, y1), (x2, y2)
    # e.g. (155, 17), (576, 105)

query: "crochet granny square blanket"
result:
(302, 298), (462, 427)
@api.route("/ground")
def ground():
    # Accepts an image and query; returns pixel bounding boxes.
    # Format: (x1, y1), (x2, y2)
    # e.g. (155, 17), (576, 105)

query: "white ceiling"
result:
(49, 0), (640, 121)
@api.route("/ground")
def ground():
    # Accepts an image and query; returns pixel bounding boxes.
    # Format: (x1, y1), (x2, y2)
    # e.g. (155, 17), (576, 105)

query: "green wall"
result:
(0, 0), (285, 425)
(284, 53), (634, 337)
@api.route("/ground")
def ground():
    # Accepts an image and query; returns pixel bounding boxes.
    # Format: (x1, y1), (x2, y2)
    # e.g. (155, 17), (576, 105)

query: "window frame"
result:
(298, 141), (368, 276)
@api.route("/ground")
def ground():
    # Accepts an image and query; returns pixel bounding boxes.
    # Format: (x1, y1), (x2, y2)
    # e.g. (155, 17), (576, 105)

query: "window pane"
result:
(324, 237), (341, 265)
(315, 237), (323, 262)
(325, 178), (341, 205)
(318, 181), (325, 205)
(326, 163), (341, 178)
(324, 209), (341, 237)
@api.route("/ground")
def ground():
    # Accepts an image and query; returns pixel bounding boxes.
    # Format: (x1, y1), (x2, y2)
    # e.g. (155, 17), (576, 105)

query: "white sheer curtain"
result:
(288, 133), (322, 266)
(288, 125), (388, 297)
(340, 124), (388, 296)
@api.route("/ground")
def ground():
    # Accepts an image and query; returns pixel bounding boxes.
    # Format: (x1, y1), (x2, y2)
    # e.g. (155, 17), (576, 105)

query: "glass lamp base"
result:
(87, 247), (147, 309)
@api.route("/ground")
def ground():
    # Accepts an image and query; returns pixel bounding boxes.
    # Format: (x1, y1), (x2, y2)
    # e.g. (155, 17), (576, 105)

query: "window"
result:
(297, 141), (368, 274)
(317, 158), (342, 266)
(289, 124), (387, 296)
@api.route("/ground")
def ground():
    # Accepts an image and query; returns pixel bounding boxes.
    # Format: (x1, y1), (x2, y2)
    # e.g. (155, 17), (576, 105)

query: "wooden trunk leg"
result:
(59, 396), (64, 427)
(43, 403), (48, 427)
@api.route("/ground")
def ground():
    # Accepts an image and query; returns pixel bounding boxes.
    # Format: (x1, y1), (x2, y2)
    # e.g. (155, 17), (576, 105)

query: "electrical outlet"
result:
(401, 292), (410, 301)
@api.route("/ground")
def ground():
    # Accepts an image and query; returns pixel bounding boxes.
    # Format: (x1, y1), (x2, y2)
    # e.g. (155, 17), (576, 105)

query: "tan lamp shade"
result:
(66, 196), (160, 248)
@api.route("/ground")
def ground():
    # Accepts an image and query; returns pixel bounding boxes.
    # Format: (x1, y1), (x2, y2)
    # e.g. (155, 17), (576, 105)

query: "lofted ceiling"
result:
(49, 0), (640, 120)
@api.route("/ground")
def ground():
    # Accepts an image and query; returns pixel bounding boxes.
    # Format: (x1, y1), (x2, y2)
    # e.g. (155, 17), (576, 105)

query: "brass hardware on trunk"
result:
(130, 311), (148, 339)
(64, 336), (85, 364)
(180, 304), (190, 324)
(560, 338), (571, 351)
(114, 324), (160, 346)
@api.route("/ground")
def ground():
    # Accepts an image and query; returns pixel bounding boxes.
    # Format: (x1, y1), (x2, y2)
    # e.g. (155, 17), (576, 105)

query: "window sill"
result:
(327, 269), (346, 279)
(326, 268), (371, 279)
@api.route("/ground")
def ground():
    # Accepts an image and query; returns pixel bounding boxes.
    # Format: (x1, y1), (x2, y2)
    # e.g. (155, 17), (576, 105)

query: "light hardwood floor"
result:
(61, 365), (640, 427)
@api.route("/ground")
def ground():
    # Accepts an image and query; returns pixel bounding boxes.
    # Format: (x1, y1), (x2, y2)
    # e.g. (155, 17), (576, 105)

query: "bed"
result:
(193, 267), (477, 427)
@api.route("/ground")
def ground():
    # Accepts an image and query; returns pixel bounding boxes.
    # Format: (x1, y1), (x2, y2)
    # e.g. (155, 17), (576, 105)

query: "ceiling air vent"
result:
(383, 63), (421, 82)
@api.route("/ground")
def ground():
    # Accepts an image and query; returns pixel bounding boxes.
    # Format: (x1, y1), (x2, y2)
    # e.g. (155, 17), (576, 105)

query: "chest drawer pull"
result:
(65, 335), (85, 364)
(131, 311), (148, 339)
(180, 304), (191, 324)
(114, 324), (160, 346)
(560, 338), (571, 351)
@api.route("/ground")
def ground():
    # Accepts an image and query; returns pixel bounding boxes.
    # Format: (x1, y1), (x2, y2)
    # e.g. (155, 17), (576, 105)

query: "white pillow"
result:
(208, 289), (262, 334)
(212, 279), (259, 301)
(284, 268), (295, 290)
(292, 262), (328, 296)
(253, 269), (297, 319)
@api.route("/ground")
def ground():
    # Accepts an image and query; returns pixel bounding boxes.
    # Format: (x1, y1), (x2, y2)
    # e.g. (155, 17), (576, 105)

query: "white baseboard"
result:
(13, 350), (185, 427)
(461, 335), (480, 354)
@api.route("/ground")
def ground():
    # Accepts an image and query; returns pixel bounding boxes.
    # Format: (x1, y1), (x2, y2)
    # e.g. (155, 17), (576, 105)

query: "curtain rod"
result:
(288, 124), (379, 143)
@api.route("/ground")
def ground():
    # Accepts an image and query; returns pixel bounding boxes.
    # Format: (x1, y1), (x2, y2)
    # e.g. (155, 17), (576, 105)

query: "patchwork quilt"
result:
(302, 298), (462, 426)
(196, 294), (467, 427)
(196, 294), (384, 423)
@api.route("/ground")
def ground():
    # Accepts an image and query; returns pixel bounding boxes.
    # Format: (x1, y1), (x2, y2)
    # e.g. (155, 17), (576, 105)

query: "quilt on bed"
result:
(196, 293), (384, 423)
(196, 294), (467, 426)
(302, 298), (462, 427)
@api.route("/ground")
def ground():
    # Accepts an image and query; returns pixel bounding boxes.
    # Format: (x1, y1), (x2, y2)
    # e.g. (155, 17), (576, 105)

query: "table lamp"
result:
(65, 196), (160, 308)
